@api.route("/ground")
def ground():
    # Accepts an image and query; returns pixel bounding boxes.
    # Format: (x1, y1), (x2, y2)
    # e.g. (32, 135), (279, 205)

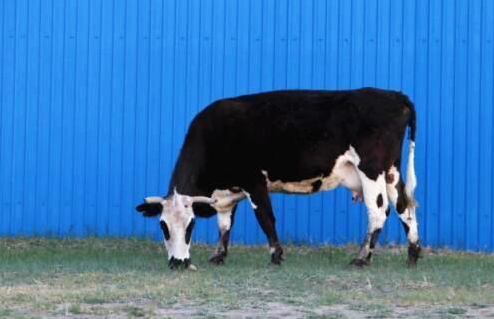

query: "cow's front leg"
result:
(209, 206), (237, 265)
(351, 171), (389, 267)
(246, 183), (283, 265)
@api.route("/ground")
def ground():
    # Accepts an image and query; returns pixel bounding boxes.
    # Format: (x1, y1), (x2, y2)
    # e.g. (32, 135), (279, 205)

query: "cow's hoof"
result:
(407, 243), (422, 267)
(208, 252), (226, 265)
(270, 247), (284, 265)
(349, 258), (369, 268)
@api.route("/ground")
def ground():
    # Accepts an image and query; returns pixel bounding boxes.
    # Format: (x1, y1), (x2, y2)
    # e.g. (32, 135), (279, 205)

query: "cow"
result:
(136, 88), (420, 269)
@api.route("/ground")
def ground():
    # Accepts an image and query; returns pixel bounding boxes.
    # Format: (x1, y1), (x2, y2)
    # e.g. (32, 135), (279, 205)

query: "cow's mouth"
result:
(168, 257), (191, 270)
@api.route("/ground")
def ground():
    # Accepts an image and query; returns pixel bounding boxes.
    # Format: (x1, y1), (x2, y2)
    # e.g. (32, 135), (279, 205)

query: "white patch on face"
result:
(146, 191), (216, 262)
(261, 145), (363, 195)
(159, 194), (194, 261)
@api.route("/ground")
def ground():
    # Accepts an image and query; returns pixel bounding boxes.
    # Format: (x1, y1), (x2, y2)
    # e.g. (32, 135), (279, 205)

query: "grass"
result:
(0, 238), (494, 318)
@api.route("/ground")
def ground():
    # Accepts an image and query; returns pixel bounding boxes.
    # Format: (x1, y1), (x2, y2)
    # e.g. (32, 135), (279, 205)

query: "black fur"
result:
(369, 228), (382, 250)
(401, 221), (410, 235)
(136, 202), (163, 217)
(311, 180), (322, 192)
(137, 88), (417, 265)
(271, 246), (284, 265)
(160, 220), (170, 240)
(350, 258), (370, 267)
(365, 252), (373, 262)
(168, 257), (191, 269)
(395, 180), (409, 214)
(209, 250), (227, 265)
(185, 218), (195, 244)
(407, 242), (422, 267)
(376, 193), (383, 208)
(168, 88), (415, 204)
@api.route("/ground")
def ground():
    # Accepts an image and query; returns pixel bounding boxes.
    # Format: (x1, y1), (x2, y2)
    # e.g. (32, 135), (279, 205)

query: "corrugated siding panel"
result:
(1, 0), (493, 251)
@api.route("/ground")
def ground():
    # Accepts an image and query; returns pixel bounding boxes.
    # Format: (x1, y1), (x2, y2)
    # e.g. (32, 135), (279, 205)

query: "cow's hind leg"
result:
(209, 205), (237, 265)
(386, 166), (421, 266)
(350, 170), (389, 267)
(246, 183), (283, 265)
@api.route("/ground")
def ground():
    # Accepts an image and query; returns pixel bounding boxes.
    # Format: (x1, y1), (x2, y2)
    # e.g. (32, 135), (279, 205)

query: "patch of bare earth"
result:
(30, 302), (494, 319)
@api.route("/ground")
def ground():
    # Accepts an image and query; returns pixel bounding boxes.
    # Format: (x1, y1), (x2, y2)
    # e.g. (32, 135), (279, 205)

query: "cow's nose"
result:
(168, 257), (191, 270)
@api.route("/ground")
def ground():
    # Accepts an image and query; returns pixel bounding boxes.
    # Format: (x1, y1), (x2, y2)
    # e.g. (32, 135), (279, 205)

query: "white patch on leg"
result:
(243, 191), (258, 209)
(360, 172), (388, 230)
(355, 167), (389, 260)
(398, 207), (419, 243)
(210, 189), (245, 213)
(210, 188), (257, 210)
(385, 165), (400, 205)
(269, 247), (276, 254)
(217, 210), (232, 233)
(385, 165), (419, 245)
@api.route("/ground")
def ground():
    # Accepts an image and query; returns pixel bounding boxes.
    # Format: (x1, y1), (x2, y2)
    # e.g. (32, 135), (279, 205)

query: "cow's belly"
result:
(266, 175), (325, 193)
(263, 147), (362, 194)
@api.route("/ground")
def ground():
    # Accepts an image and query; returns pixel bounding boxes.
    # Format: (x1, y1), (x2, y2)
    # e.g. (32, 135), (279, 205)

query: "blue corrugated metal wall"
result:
(1, 0), (493, 251)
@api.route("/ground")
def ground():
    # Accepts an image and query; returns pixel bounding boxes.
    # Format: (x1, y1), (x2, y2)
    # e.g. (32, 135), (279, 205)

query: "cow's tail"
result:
(404, 98), (417, 207)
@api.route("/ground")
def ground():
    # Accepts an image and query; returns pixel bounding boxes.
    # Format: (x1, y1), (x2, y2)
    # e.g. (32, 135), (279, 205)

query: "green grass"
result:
(1, 238), (494, 318)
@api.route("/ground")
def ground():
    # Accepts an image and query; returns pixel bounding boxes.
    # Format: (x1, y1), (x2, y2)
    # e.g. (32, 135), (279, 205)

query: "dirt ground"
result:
(34, 301), (494, 318)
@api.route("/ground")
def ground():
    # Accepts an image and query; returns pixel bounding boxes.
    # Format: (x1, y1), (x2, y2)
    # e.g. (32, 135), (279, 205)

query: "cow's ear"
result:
(136, 198), (166, 217)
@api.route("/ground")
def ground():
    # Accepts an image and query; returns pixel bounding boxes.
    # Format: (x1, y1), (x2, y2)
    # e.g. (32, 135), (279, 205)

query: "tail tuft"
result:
(404, 97), (417, 207)
(405, 141), (417, 207)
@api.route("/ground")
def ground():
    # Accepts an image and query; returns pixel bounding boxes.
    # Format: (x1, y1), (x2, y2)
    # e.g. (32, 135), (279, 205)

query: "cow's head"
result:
(136, 190), (216, 269)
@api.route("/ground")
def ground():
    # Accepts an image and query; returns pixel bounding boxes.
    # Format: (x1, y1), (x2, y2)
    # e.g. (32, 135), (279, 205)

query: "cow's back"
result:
(183, 88), (412, 192)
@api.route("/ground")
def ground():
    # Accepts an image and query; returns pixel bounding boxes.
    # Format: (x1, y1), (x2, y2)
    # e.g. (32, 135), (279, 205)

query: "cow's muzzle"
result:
(168, 257), (191, 270)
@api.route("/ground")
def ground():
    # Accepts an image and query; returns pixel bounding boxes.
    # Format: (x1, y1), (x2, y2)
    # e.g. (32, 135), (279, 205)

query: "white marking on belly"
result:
(261, 146), (362, 194)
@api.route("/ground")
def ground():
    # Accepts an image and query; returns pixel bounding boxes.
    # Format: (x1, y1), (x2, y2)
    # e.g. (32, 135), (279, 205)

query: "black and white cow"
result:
(136, 88), (420, 269)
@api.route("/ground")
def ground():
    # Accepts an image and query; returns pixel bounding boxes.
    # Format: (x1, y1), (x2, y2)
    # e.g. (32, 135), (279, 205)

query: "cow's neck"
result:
(167, 146), (204, 197)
